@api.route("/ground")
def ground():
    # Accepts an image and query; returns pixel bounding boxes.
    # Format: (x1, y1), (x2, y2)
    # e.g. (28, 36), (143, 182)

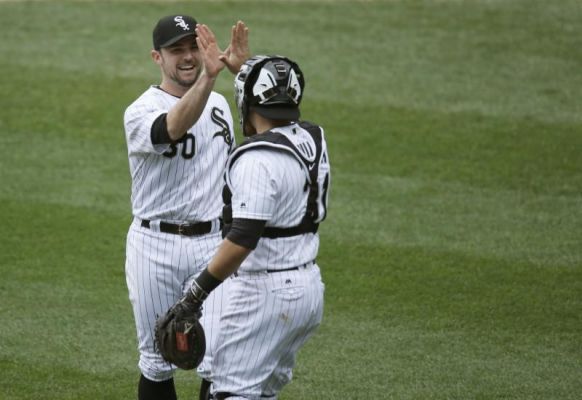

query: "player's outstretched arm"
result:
(164, 24), (225, 140)
(220, 21), (250, 74)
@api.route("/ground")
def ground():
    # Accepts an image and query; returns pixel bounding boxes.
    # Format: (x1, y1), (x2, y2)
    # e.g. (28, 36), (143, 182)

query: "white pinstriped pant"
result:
(210, 263), (325, 399)
(125, 218), (226, 382)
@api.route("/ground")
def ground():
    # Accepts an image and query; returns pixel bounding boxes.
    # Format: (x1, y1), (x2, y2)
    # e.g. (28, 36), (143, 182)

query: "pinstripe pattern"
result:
(212, 265), (324, 397)
(210, 122), (330, 398)
(124, 86), (234, 222)
(229, 149), (318, 272)
(123, 86), (235, 381)
(126, 220), (224, 381)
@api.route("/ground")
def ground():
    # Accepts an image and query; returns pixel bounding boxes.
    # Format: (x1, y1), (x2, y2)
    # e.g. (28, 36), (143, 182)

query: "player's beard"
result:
(160, 55), (201, 89)
(171, 66), (201, 89)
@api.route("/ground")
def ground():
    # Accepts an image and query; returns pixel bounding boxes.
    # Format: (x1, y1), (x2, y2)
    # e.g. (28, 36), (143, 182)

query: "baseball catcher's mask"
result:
(234, 55), (305, 135)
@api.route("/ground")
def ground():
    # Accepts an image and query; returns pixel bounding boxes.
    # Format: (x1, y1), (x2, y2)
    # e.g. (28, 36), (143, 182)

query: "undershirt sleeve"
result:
(226, 218), (267, 249)
(150, 113), (174, 144)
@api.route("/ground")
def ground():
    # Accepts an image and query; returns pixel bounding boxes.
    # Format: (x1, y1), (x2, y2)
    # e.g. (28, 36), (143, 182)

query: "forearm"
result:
(207, 239), (252, 280)
(166, 72), (216, 140)
(188, 220), (258, 301)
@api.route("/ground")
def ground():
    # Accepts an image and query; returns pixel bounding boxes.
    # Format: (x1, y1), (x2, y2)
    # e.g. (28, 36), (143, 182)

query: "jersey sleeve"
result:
(123, 100), (171, 155)
(229, 150), (278, 221)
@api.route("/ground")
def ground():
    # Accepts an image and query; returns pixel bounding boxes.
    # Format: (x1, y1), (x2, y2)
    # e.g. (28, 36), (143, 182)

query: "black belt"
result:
(266, 266), (300, 273)
(141, 219), (220, 236)
(234, 261), (315, 277)
(267, 260), (315, 273)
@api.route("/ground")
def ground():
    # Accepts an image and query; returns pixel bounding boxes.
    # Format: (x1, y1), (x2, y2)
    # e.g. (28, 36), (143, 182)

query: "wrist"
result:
(189, 268), (223, 303)
(200, 69), (219, 83)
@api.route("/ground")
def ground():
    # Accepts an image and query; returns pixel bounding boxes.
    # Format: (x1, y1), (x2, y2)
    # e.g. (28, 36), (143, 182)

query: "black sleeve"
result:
(150, 113), (173, 145)
(226, 218), (267, 250)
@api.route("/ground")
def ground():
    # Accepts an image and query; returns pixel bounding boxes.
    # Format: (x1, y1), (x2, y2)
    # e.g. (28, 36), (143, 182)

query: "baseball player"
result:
(123, 15), (249, 400)
(160, 55), (331, 399)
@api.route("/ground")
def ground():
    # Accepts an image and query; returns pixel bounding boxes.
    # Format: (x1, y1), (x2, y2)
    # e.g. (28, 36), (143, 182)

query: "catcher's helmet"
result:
(234, 55), (305, 135)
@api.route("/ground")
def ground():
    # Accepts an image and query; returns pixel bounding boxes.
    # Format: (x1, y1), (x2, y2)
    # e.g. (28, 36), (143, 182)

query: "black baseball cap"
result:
(153, 15), (198, 50)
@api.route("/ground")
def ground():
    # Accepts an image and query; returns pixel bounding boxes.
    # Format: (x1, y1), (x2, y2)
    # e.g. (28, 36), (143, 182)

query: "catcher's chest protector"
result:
(222, 121), (330, 238)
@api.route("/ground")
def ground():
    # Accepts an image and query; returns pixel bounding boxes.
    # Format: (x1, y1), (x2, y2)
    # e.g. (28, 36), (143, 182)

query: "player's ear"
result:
(151, 49), (162, 65)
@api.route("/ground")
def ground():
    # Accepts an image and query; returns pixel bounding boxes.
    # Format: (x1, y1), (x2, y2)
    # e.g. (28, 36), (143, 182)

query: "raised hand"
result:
(195, 23), (226, 79)
(220, 21), (250, 74)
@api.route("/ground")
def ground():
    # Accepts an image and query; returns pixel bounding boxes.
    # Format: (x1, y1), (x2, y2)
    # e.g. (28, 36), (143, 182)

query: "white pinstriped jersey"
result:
(123, 85), (234, 382)
(210, 121), (330, 397)
(124, 86), (235, 222)
(225, 122), (330, 272)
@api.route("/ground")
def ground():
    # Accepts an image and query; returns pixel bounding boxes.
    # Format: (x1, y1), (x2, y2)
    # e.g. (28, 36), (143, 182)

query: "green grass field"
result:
(1, 0), (581, 399)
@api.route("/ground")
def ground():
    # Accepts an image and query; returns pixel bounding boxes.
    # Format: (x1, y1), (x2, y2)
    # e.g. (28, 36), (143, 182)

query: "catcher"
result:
(156, 52), (330, 399)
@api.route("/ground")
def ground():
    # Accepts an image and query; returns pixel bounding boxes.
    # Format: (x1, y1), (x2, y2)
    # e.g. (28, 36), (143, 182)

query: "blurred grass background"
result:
(0, 0), (580, 399)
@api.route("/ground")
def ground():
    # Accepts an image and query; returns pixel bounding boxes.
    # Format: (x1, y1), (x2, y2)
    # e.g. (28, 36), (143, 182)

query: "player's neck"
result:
(159, 80), (189, 98)
(250, 113), (294, 135)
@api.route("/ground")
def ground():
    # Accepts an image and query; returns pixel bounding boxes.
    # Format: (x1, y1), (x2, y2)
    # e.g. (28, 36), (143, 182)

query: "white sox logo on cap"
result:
(153, 15), (197, 49)
(174, 16), (190, 31)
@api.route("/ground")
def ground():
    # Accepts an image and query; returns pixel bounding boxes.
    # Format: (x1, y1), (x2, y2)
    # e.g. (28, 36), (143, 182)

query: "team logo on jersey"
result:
(279, 127), (316, 162)
(297, 141), (315, 160)
(211, 107), (233, 150)
(174, 16), (190, 31)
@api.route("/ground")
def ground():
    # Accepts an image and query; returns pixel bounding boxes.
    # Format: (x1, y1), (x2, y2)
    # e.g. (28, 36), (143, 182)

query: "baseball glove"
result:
(154, 299), (206, 370)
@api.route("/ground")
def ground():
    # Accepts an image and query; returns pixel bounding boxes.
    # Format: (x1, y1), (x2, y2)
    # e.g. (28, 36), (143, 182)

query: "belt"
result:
(266, 264), (306, 273)
(141, 219), (220, 236)
(234, 260), (315, 277)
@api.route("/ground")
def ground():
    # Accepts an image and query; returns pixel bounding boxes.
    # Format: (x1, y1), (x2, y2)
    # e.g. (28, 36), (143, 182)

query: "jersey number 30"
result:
(163, 133), (196, 159)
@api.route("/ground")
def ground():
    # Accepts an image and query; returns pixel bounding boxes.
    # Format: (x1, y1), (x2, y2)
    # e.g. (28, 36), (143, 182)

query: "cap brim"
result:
(252, 105), (300, 121)
(160, 32), (197, 48)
